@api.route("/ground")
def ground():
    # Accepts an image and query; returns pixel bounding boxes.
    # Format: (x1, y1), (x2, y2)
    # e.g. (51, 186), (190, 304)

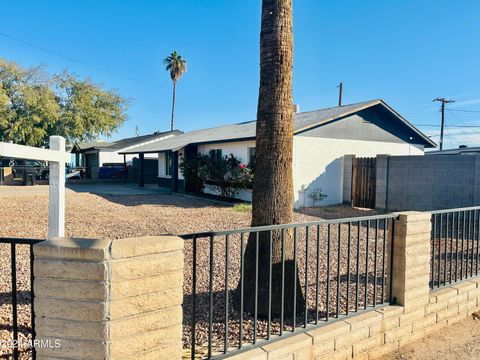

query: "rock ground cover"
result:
(1, 187), (383, 359)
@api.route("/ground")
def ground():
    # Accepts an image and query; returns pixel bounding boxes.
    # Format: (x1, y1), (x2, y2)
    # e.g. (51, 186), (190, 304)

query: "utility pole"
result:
(433, 97), (455, 150)
(337, 81), (343, 106)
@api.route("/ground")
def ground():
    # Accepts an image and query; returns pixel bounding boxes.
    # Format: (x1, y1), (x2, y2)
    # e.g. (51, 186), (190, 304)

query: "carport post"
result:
(139, 153), (145, 187)
(48, 136), (65, 239)
(123, 153), (127, 184)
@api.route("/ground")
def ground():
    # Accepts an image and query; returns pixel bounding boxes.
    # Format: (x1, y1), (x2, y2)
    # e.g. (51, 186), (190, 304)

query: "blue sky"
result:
(1, 0), (480, 149)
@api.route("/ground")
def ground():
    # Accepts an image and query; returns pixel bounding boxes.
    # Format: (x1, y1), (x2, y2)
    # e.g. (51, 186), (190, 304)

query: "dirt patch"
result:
(383, 314), (480, 360)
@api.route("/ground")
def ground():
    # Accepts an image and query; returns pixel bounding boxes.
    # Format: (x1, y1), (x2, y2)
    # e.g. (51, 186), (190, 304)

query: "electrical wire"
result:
(0, 31), (247, 107)
(449, 109), (480, 113)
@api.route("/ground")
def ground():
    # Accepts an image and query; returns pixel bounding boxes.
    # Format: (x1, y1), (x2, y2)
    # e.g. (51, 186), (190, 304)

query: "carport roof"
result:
(72, 130), (182, 153)
(119, 99), (436, 154)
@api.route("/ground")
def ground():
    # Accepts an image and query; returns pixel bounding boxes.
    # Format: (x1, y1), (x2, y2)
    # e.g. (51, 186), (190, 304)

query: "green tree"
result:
(164, 51), (187, 131)
(0, 58), (128, 146)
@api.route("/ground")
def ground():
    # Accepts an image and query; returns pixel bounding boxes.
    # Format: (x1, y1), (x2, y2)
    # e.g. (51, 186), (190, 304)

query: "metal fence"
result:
(180, 213), (398, 359)
(430, 206), (480, 289)
(0, 237), (43, 360)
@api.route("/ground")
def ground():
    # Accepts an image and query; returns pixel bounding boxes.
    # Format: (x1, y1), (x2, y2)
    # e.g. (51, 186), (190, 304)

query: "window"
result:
(209, 149), (223, 161)
(248, 147), (256, 167)
(165, 152), (173, 176)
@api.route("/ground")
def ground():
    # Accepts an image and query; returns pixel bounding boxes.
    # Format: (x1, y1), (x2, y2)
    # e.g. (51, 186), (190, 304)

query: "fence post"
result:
(342, 154), (356, 205)
(33, 236), (184, 359)
(390, 212), (431, 312)
(48, 136), (66, 239)
(474, 154), (480, 205)
(375, 154), (389, 211)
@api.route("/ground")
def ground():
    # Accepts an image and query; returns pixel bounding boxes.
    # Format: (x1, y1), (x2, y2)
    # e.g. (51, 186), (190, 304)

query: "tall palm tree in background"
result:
(164, 51), (187, 131)
(236, 0), (304, 317)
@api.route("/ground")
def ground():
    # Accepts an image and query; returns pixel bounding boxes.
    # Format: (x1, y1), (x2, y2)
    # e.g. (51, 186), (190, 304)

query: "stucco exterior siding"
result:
(198, 140), (256, 164)
(171, 137), (424, 206)
(292, 136), (424, 208)
(158, 152), (168, 178)
(98, 151), (155, 167)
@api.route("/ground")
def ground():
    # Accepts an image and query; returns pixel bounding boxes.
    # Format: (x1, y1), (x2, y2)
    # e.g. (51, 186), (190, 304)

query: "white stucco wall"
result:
(158, 152), (168, 178)
(197, 140), (255, 200)
(158, 149), (185, 180)
(292, 136), (424, 208)
(198, 140), (256, 164)
(98, 151), (155, 167)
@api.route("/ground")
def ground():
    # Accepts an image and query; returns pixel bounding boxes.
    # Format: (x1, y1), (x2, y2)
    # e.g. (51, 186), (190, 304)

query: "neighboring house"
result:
(120, 99), (436, 208)
(71, 130), (181, 178)
(426, 145), (480, 156)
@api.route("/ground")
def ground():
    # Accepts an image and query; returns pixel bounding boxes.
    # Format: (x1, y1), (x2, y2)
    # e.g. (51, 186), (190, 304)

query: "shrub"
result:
(179, 154), (209, 194)
(180, 152), (254, 198)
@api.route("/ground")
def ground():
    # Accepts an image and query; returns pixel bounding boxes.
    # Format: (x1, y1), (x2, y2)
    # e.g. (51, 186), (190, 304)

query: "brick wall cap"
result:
(34, 237), (111, 261)
(110, 236), (184, 259)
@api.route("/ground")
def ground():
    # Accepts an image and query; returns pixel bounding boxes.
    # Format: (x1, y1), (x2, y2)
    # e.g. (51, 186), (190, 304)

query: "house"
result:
(71, 130), (181, 178)
(426, 145), (480, 156)
(120, 99), (436, 208)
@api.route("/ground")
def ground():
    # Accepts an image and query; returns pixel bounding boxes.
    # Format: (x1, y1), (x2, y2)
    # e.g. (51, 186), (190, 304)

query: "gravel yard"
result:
(0, 186), (380, 359)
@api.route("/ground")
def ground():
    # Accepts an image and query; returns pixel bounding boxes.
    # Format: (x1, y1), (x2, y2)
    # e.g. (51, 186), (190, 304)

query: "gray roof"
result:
(120, 99), (435, 154)
(72, 130), (182, 153)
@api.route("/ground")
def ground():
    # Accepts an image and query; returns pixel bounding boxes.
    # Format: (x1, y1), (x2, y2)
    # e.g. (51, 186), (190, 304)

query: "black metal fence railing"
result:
(180, 213), (398, 359)
(430, 207), (480, 290)
(0, 237), (44, 360)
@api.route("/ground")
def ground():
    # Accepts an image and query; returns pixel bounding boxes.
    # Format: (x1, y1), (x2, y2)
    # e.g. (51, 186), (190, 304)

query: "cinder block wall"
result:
(342, 155), (355, 204)
(33, 236), (184, 360)
(228, 212), (480, 360)
(376, 154), (480, 211)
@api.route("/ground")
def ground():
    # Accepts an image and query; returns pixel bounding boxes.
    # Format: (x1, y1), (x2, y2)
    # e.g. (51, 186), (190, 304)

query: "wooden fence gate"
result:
(352, 157), (376, 209)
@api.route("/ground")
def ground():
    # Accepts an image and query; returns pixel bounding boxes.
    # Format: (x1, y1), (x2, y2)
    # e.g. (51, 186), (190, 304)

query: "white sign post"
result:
(0, 135), (68, 238)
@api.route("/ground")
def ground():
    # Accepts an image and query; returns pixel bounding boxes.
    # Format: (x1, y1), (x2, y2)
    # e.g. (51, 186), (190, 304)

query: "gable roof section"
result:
(120, 99), (435, 154)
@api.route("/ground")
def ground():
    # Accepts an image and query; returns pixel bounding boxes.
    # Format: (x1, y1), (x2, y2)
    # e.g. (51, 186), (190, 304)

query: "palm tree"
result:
(164, 51), (187, 131)
(235, 0), (304, 317)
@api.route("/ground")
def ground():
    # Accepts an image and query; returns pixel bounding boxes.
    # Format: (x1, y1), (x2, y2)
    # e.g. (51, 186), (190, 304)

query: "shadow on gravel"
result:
(0, 291), (32, 306)
(0, 323), (32, 336)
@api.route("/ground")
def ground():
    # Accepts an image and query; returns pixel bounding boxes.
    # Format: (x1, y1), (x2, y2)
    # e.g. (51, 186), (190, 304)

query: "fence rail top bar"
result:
(430, 205), (480, 214)
(0, 238), (44, 244)
(0, 141), (70, 163)
(179, 213), (399, 239)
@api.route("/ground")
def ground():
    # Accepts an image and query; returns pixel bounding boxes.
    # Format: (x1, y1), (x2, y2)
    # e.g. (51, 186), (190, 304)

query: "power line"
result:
(0, 31), (246, 107)
(416, 124), (480, 128)
(428, 131), (480, 137)
(450, 108), (480, 113)
(0, 32), (161, 88)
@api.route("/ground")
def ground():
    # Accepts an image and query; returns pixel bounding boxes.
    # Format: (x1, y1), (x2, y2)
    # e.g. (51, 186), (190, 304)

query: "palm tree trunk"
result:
(235, 0), (304, 319)
(170, 80), (176, 131)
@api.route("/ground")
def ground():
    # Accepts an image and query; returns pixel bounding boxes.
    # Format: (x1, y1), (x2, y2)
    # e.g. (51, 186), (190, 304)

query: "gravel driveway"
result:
(0, 187), (380, 359)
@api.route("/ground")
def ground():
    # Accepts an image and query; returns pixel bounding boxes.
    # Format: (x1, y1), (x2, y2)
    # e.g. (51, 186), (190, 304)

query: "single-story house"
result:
(426, 145), (480, 156)
(120, 99), (436, 208)
(71, 130), (181, 178)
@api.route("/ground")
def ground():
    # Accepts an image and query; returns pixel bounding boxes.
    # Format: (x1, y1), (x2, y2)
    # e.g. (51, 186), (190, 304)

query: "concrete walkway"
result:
(0, 183), (170, 196)
(67, 183), (171, 195)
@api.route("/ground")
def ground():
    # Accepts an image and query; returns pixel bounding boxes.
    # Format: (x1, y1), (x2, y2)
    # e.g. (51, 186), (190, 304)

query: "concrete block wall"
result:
(33, 236), (184, 360)
(342, 155), (355, 204)
(375, 154), (480, 211)
(228, 212), (480, 360)
(374, 155), (389, 210)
